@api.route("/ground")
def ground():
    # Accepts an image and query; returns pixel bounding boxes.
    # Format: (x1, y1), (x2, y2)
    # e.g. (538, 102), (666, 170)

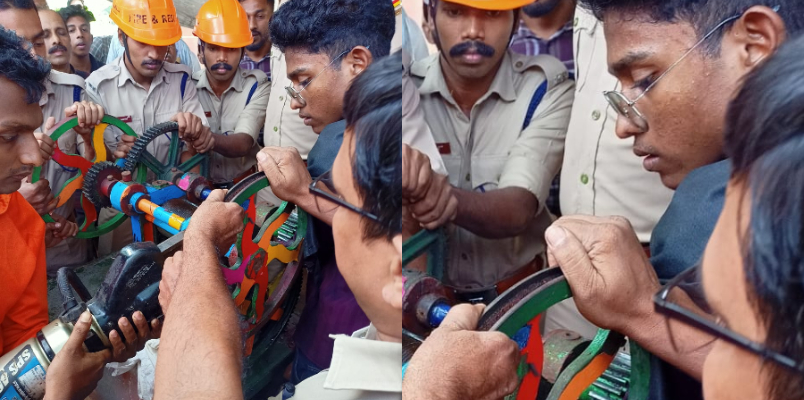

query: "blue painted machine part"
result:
(428, 302), (450, 328)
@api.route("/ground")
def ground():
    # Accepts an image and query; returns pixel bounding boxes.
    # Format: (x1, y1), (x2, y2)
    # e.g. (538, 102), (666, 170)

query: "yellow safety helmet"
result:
(193, 0), (253, 48)
(437, 0), (534, 11)
(110, 0), (182, 47)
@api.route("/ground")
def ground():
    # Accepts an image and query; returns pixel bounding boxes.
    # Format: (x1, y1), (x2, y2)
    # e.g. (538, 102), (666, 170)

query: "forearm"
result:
(452, 187), (538, 239)
(79, 135), (96, 161)
(212, 133), (254, 158)
(154, 234), (243, 399)
(622, 296), (713, 380)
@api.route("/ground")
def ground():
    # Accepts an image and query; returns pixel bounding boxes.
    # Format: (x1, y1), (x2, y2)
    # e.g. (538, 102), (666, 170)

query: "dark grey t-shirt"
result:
(647, 159), (730, 400)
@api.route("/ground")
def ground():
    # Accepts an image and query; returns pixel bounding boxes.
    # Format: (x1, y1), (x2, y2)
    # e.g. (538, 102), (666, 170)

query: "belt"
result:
(213, 165), (258, 190)
(449, 256), (545, 305)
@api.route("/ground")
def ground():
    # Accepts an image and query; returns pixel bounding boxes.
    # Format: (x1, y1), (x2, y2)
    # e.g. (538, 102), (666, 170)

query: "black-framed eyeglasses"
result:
(309, 169), (380, 222)
(285, 46), (369, 108)
(603, 5), (780, 132)
(654, 264), (804, 373)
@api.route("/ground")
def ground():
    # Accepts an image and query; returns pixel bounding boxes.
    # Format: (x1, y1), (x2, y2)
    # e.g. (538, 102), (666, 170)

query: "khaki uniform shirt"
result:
(263, 48), (319, 159)
(402, 51), (446, 175)
(39, 71), (89, 270)
(85, 56), (208, 165)
(192, 68), (269, 183)
(269, 325), (402, 400)
(411, 51), (575, 289)
(559, 9), (673, 243)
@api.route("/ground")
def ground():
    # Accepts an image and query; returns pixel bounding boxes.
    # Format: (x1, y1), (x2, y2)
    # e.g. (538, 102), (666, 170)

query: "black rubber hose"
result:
(56, 267), (92, 312)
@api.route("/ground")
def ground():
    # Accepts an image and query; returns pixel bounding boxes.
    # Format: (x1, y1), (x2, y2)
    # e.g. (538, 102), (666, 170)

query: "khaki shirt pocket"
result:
(470, 155), (507, 193)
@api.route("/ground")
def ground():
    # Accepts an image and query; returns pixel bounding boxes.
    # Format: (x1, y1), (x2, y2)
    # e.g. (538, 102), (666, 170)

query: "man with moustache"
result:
(38, 8), (87, 78)
(191, 0), (269, 187)
(409, 0), (574, 302)
(85, 0), (212, 255)
(238, 0), (273, 79)
(59, 5), (104, 76)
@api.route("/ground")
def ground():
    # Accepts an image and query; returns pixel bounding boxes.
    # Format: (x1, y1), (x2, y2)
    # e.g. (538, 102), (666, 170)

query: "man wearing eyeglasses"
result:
(409, 0), (574, 304)
(540, 1), (802, 399)
(253, 0), (395, 386)
(155, 50), (405, 400)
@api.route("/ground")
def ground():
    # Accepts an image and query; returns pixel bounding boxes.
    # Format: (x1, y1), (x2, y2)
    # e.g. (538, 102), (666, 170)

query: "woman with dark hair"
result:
(654, 33), (804, 400)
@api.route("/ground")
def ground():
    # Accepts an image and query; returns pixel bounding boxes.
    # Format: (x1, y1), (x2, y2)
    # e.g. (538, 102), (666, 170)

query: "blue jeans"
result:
(290, 348), (324, 385)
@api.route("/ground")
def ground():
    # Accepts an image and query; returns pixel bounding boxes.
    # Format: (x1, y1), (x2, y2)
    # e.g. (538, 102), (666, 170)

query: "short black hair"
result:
(0, 0), (35, 10)
(58, 4), (91, 25)
(723, 33), (804, 400)
(0, 26), (49, 103)
(342, 51), (401, 241)
(578, 0), (804, 53)
(269, 0), (394, 63)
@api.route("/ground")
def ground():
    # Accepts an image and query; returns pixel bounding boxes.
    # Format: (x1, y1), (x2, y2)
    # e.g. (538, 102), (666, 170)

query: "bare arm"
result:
(212, 132), (255, 158)
(452, 187), (538, 239)
(154, 191), (245, 399)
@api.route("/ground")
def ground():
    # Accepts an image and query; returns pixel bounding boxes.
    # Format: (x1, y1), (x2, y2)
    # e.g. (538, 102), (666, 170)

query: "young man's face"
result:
(285, 49), (354, 133)
(119, 30), (168, 79)
(66, 15), (92, 58)
(603, 12), (746, 189)
(330, 127), (403, 340)
(201, 42), (242, 84)
(433, 1), (514, 80)
(0, 8), (46, 59)
(39, 10), (72, 72)
(0, 78), (45, 194)
(240, 0), (273, 52)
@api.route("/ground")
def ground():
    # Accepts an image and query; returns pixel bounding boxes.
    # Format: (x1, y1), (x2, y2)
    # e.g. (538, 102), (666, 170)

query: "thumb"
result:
(256, 151), (282, 182)
(45, 117), (56, 133)
(439, 303), (485, 332)
(205, 188), (225, 202)
(64, 310), (93, 353)
(545, 225), (595, 281)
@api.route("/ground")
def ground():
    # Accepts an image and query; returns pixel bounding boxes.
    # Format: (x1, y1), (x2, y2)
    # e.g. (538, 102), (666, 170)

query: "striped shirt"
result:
(240, 53), (272, 81)
(510, 19), (575, 80)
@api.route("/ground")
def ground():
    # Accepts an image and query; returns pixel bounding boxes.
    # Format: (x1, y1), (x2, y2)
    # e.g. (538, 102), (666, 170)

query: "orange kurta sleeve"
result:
(0, 192), (49, 354)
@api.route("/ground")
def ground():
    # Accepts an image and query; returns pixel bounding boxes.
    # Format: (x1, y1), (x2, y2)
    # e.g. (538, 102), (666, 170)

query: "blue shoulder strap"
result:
(180, 72), (189, 98)
(522, 80), (549, 130)
(245, 81), (259, 106)
(73, 85), (82, 102)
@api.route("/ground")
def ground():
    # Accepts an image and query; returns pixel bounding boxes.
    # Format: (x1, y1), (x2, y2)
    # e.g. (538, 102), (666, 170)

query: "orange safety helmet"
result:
(193, 0), (253, 48)
(110, 0), (182, 47)
(436, 0), (534, 10)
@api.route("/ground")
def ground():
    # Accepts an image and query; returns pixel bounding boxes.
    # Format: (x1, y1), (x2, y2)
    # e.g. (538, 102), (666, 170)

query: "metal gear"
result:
(123, 121), (179, 172)
(83, 161), (124, 208)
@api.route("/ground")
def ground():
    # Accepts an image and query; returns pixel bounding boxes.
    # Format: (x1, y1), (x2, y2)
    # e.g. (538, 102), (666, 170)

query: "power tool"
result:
(0, 233), (181, 400)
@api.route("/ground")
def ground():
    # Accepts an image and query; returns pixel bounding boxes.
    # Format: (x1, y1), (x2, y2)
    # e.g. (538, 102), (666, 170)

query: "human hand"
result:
(65, 101), (104, 139)
(185, 126), (215, 154)
(44, 311), (110, 400)
(159, 250), (183, 314)
(185, 189), (245, 251)
(545, 216), (661, 333)
(45, 214), (78, 248)
(403, 145), (457, 230)
(19, 177), (58, 216)
(171, 112), (205, 142)
(34, 117), (56, 162)
(256, 147), (312, 203)
(107, 311), (161, 363)
(114, 134), (136, 159)
(403, 304), (519, 400)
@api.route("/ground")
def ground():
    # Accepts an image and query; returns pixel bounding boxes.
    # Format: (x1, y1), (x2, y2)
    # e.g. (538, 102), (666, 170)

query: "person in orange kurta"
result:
(0, 23), (157, 399)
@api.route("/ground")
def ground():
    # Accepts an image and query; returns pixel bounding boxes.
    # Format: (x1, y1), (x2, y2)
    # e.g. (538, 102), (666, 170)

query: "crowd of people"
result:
(0, 0), (803, 399)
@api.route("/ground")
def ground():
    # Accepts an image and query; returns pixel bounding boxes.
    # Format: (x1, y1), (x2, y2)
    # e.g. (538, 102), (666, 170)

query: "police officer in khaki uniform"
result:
(410, 0), (574, 302)
(85, 0), (212, 255)
(86, 0), (212, 164)
(191, 0), (269, 187)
